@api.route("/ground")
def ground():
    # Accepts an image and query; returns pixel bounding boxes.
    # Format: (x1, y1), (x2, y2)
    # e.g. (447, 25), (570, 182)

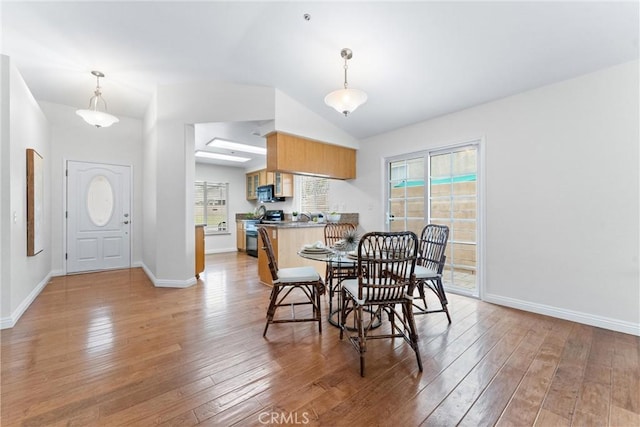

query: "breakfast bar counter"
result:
(258, 222), (327, 286)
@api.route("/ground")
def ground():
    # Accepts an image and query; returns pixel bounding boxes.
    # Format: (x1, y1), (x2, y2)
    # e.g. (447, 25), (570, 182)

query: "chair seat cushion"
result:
(342, 279), (365, 305)
(277, 266), (321, 283)
(342, 279), (409, 304)
(414, 265), (439, 279)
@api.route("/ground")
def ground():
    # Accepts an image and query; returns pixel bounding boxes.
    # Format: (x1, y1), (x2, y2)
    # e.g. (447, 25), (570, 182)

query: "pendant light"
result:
(76, 71), (119, 128)
(324, 48), (368, 116)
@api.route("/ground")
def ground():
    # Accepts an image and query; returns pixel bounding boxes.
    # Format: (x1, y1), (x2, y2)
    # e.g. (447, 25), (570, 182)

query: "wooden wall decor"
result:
(27, 148), (44, 256)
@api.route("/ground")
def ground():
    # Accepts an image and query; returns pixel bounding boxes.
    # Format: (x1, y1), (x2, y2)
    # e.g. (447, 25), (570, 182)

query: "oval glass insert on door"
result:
(86, 175), (114, 226)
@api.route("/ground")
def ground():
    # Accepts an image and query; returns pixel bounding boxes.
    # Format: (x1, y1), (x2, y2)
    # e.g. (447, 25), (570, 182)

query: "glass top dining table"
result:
(298, 249), (380, 330)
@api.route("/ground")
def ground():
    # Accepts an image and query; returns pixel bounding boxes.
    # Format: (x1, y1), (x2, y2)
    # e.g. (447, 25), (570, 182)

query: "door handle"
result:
(123, 221), (129, 224)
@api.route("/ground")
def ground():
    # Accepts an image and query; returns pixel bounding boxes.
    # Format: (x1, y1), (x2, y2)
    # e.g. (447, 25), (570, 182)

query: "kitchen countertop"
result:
(258, 221), (327, 228)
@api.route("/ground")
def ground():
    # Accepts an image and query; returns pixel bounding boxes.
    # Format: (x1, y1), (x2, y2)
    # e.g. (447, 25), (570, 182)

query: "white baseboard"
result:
(484, 293), (640, 336)
(0, 273), (51, 330)
(140, 262), (196, 288)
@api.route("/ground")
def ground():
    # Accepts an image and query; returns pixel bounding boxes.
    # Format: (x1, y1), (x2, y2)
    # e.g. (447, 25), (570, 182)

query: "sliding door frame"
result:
(384, 138), (485, 299)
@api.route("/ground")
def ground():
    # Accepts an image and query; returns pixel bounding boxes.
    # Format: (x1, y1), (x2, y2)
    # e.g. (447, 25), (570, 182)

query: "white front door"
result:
(67, 161), (131, 273)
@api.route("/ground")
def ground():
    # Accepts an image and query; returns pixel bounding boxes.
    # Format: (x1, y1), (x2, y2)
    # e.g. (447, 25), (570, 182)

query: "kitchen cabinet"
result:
(246, 170), (267, 200)
(266, 131), (356, 180)
(258, 225), (325, 286)
(247, 169), (293, 200)
(195, 225), (205, 278)
(266, 171), (294, 197)
(237, 222), (245, 251)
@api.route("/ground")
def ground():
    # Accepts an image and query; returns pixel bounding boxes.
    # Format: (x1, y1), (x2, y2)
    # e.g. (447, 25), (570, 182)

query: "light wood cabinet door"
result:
(267, 132), (356, 179)
(274, 172), (293, 197)
(237, 222), (246, 251)
(246, 173), (256, 200)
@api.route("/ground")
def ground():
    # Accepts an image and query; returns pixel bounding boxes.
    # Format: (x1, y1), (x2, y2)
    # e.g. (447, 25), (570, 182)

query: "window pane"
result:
(430, 153), (450, 178)
(452, 242), (476, 269)
(430, 198), (451, 219)
(452, 149), (476, 175)
(452, 196), (476, 219)
(195, 181), (206, 225)
(406, 158), (424, 180)
(194, 181), (228, 232)
(452, 220), (476, 242)
(389, 199), (405, 218)
(390, 161), (406, 181)
(453, 179), (476, 196)
(389, 221), (405, 232)
(407, 197), (424, 218)
(430, 182), (450, 197)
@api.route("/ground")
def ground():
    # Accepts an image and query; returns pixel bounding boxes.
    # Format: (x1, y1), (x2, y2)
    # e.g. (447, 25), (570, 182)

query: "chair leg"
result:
(435, 278), (451, 324)
(315, 282), (322, 334)
(357, 305), (366, 377)
(263, 286), (279, 337)
(416, 280), (428, 310)
(403, 301), (423, 372)
(340, 288), (349, 339)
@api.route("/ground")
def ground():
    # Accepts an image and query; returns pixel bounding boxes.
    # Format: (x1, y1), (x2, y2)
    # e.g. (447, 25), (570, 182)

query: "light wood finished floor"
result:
(2, 252), (639, 426)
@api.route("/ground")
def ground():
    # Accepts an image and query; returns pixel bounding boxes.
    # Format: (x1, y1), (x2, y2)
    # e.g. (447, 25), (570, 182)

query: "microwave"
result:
(256, 184), (285, 203)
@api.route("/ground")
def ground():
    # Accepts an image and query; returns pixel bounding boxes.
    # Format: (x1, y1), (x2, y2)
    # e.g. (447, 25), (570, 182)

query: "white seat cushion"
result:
(342, 279), (365, 305)
(342, 278), (410, 305)
(276, 266), (321, 283)
(414, 265), (439, 279)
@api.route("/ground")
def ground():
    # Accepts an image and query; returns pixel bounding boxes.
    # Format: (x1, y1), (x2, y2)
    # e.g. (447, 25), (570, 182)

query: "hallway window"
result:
(195, 181), (228, 233)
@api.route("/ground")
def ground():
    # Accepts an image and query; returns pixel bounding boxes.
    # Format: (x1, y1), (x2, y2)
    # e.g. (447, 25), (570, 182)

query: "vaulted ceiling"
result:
(3, 1), (638, 148)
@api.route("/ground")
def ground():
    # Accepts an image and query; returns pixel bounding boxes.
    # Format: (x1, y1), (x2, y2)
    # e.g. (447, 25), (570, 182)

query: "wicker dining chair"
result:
(339, 230), (421, 376)
(258, 227), (325, 337)
(323, 223), (358, 314)
(412, 224), (451, 323)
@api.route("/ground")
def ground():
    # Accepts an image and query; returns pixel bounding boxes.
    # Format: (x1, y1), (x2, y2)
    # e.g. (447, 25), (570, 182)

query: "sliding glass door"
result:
(386, 143), (479, 295)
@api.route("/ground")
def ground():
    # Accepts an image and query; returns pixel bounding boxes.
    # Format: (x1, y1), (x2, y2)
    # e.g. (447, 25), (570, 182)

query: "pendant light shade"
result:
(324, 88), (368, 116)
(76, 71), (119, 128)
(324, 48), (367, 116)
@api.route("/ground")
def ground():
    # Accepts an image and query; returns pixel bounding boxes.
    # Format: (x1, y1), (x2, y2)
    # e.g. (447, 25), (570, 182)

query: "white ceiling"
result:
(2, 1), (638, 167)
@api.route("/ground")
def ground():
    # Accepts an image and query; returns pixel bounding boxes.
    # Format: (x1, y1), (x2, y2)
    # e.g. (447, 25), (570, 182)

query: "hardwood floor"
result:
(2, 252), (639, 426)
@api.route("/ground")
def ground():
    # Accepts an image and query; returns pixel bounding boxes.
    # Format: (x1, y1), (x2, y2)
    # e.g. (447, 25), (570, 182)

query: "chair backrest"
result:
(258, 227), (279, 281)
(356, 231), (418, 301)
(324, 223), (357, 247)
(417, 224), (449, 274)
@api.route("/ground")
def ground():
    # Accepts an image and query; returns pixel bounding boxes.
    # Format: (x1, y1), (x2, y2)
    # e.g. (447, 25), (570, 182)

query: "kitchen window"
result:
(299, 176), (330, 213)
(194, 181), (229, 234)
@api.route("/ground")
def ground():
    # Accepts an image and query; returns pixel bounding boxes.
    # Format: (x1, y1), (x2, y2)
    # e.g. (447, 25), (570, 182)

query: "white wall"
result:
(1, 57), (52, 328)
(351, 60), (639, 334)
(39, 102), (144, 274)
(195, 163), (253, 253)
(141, 82), (277, 286)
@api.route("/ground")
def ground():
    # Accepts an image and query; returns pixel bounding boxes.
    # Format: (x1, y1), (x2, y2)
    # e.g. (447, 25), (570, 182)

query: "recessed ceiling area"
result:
(194, 120), (272, 169)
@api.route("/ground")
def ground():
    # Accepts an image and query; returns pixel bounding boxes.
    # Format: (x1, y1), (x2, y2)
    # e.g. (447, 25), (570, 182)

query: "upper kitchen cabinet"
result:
(267, 171), (293, 197)
(246, 169), (293, 200)
(246, 170), (267, 200)
(266, 132), (356, 180)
